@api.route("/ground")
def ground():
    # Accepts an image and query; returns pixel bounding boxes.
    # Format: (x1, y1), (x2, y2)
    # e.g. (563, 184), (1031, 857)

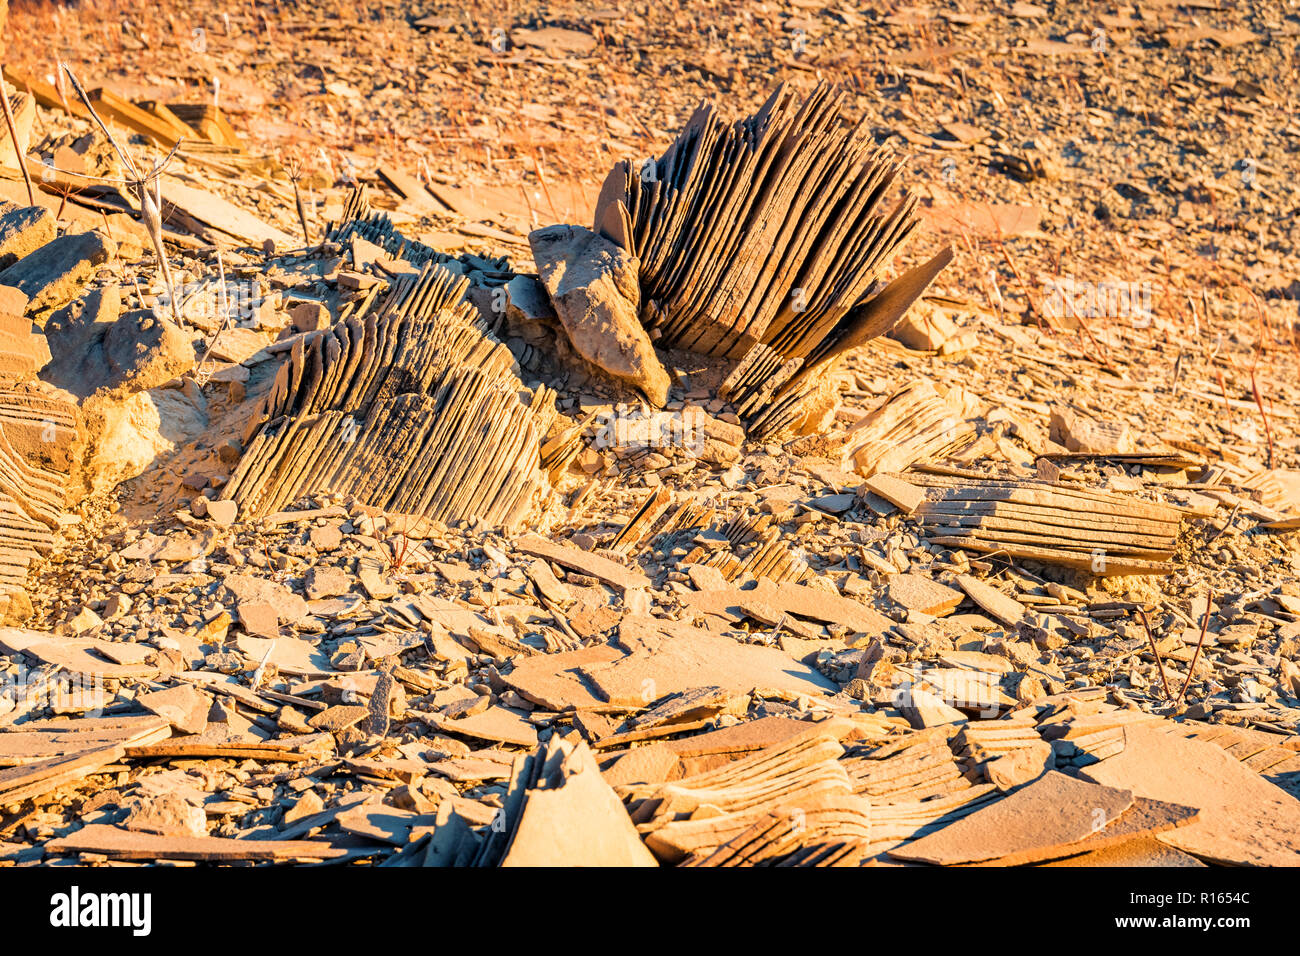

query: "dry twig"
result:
(61, 65), (184, 323)
(1136, 607), (1173, 701)
(0, 69), (36, 206)
(1177, 593), (1214, 707)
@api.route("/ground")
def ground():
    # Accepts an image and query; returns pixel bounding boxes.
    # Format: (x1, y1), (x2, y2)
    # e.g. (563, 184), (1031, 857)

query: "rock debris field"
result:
(0, 0), (1298, 868)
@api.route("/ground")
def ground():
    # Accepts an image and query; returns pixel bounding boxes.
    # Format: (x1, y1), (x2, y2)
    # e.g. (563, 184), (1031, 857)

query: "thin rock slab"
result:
(0, 745), (125, 804)
(499, 642), (623, 712)
(0, 715), (170, 765)
(134, 684), (210, 736)
(954, 575), (1028, 628)
(45, 824), (347, 862)
(1079, 726), (1300, 866)
(334, 804), (439, 846)
(960, 796), (1200, 867)
(513, 533), (651, 592)
(424, 706), (539, 748)
(681, 580), (892, 635)
(0, 628), (159, 679)
(502, 738), (657, 867)
(862, 474), (926, 514)
(234, 634), (334, 677)
(579, 616), (837, 706)
(888, 770), (1133, 865)
(888, 573), (964, 616)
(124, 733), (333, 762)
(1040, 836), (1207, 868)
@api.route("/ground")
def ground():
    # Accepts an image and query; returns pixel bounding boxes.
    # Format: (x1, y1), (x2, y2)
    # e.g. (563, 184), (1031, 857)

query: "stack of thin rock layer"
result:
(911, 476), (1188, 575)
(841, 727), (975, 803)
(325, 186), (510, 277)
(0, 389), (77, 600)
(223, 262), (557, 530)
(593, 82), (951, 437)
(842, 378), (978, 477)
(684, 528), (810, 585)
(616, 730), (872, 864)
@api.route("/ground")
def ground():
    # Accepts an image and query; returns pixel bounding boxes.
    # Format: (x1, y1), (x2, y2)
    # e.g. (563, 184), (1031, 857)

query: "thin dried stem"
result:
(194, 249), (231, 383)
(1136, 607), (1173, 701)
(1177, 593), (1214, 707)
(1248, 345), (1275, 469)
(61, 65), (184, 324)
(0, 70), (36, 206)
(285, 158), (311, 244)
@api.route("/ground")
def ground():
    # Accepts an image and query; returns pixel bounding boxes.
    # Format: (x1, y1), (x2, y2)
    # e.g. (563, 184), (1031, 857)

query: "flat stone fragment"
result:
(120, 792), (207, 838)
(681, 580), (892, 636)
(524, 559), (572, 604)
(499, 644), (624, 711)
(219, 574), (309, 626)
(334, 804), (438, 845)
(582, 616), (837, 706)
(514, 533), (651, 592)
(1040, 836), (1206, 867)
(1079, 726), (1300, 866)
(807, 492), (855, 513)
(426, 706), (539, 748)
(358, 566), (397, 600)
(304, 565), (351, 600)
(0, 628), (159, 679)
(205, 499), (238, 525)
(955, 574), (1028, 627)
(899, 685), (968, 729)
(888, 770), (1133, 865)
(0, 746), (126, 804)
(602, 716), (864, 790)
(307, 704), (370, 733)
(233, 634), (335, 681)
(0, 716), (169, 763)
(310, 524), (343, 551)
(45, 824), (346, 861)
(135, 685), (209, 735)
(359, 668), (401, 738)
(888, 573), (964, 616)
(502, 739), (657, 867)
(964, 796), (1201, 867)
(862, 474), (926, 513)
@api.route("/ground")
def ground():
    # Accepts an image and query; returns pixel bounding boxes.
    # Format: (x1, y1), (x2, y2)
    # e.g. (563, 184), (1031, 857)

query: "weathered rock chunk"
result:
(0, 203), (56, 271)
(529, 223), (670, 407)
(0, 231), (115, 319)
(0, 286), (50, 386)
(103, 309), (196, 395)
